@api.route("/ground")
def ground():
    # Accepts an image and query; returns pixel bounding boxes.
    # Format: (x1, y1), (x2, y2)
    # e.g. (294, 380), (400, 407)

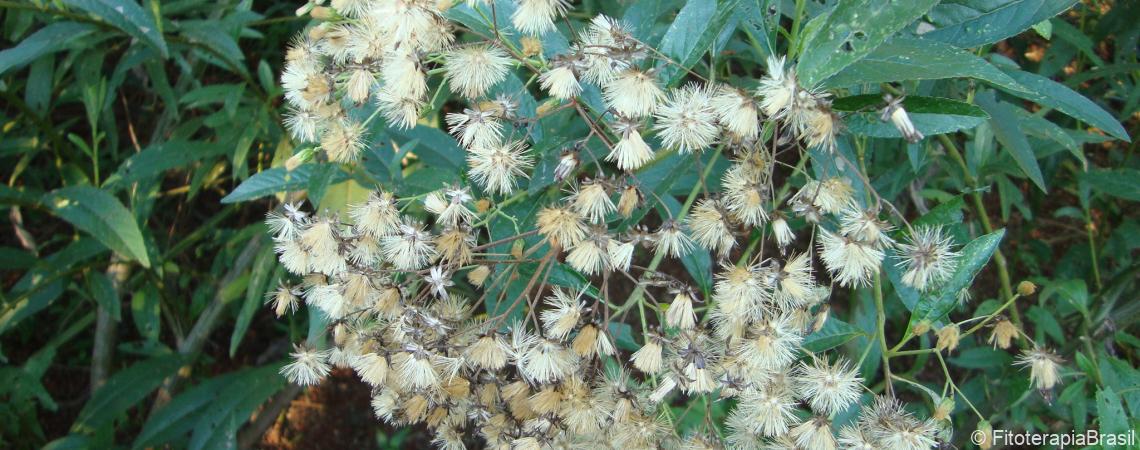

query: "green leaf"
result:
(188, 365), (285, 450)
(72, 355), (183, 433)
(949, 347), (1012, 369)
(62, 0), (168, 57)
(1099, 355), (1140, 418)
(133, 365), (283, 449)
(607, 322), (640, 352)
(221, 164), (348, 204)
(925, 0), (1076, 48)
(0, 22), (97, 76)
(103, 140), (228, 190)
(86, 272), (121, 321)
(912, 196), (966, 229)
(975, 92), (1047, 192)
(1096, 387), (1128, 437)
(43, 186), (151, 268)
(131, 284), (161, 342)
(1026, 306), (1064, 344)
(736, 0), (780, 60)
(386, 124), (466, 170)
(832, 95), (989, 139)
(1083, 169), (1140, 202)
(180, 20), (248, 76)
(230, 243), (277, 357)
(803, 318), (863, 353)
(823, 37), (1021, 88)
(796, 0), (939, 87)
(656, 0), (742, 85)
(1, 239), (106, 335)
(133, 374), (230, 448)
(910, 230), (1006, 325)
(996, 67), (1130, 142)
(42, 435), (90, 450)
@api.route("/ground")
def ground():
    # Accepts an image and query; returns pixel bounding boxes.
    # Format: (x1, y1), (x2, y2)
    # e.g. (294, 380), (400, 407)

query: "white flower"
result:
(653, 220), (693, 258)
(424, 266), (453, 299)
(603, 69), (663, 118)
(350, 191), (400, 238)
(444, 44), (512, 99)
(446, 106), (503, 149)
(380, 220), (437, 269)
(819, 228), (884, 288)
(540, 288), (584, 340)
(375, 87), (423, 129)
(539, 63), (582, 99)
(280, 345), (332, 386)
(512, 0), (571, 35)
(654, 83), (719, 153)
(896, 226), (959, 291)
(606, 118), (654, 171)
(1016, 347), (1064, 392)
(665, 290), (697, 330)
(756, 55), (797, 118)
(688, 199), (736, 258)
(320, 120), (367, 163)
(467, 140), (533, 195)
(569, 181), (615, 223)
(795, 357), (862, 415)
(284, 108), (321, 143)
(881, 94), (924, 143)
(712, 85), (760, 139)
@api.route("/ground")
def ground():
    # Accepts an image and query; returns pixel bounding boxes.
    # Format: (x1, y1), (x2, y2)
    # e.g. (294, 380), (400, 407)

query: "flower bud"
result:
(912, 320), (932, 336)
(520, 36), (543, 57)
(1017, 280), (1037, 296)
(933, 396), (955, 421)
(977, 420), (994, 450)
(936, 324), (960, 352)
(310, 6), (335, 20)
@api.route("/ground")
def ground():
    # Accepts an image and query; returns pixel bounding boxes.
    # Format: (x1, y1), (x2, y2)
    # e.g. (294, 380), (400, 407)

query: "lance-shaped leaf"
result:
(43, 186), (151, 268)
(796, 0), (939, 87)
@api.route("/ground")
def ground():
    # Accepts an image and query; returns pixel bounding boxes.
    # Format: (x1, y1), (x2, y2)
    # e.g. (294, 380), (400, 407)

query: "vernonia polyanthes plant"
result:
(261, 1), (1071, 449)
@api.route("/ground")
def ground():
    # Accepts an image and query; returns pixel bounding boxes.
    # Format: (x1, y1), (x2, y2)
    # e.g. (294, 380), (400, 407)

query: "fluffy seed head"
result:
(444, 44), (512, 99)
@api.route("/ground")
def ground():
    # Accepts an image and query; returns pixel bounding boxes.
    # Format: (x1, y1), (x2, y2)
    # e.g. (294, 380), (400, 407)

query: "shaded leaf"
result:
(386, 125), (466, 170)
(86, 272), (121, 321)
(996, 67), (1129, 141)
(976, 92), (1046, 191)
(0, 22), (97, 76)
(803, 318), (863, 352)
(910, 230), (1005, 325)
(221, 164), (348, 204)
(823, 37), (1020, 88)
(1082, 169), (1140, 202)
(230, 243), (277, 357)
(72, 355), (183, 433)
(925, 0), (1076, 48)
(833, 95), (989, 138)
(1095, 387), (1128, 437)
(43, 186), (151, 267)
(656, 0), (742, 85)
(62, 0), (168, 57)
(103, 140), (227, 190)
(796, 0), (939, 86)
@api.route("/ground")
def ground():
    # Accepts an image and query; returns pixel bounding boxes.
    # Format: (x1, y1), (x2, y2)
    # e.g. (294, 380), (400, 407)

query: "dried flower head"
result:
(444, 44), (512, 99)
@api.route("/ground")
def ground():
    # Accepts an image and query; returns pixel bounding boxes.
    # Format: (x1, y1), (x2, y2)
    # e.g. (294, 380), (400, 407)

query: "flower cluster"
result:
(263, 1), (1049, 449)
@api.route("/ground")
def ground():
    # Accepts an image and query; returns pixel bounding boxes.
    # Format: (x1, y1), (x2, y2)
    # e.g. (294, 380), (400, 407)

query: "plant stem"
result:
(90, 254), (131, 393)
(149, 237), (264, 415)
(624, 149), (722, 322)
(874, 271), (894, 396)
(937, 134), (1022, 329)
